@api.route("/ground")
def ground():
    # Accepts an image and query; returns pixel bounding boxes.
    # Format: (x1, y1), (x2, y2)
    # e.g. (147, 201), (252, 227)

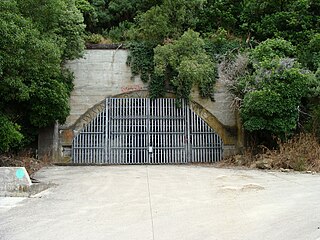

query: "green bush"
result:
(236, 39), (315, 140)
(0, 115), (23, 153)
(305, 104), (320, 140)
(0, 0), (84, 152)
(84, 33), (103, 44)
(104, 21), (133, 42)
(249, 38), (296, 63)
(154, 30), (217, 100)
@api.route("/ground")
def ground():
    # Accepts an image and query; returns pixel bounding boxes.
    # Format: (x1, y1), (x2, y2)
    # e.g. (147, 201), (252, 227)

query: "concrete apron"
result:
(0, 166), (320, 240)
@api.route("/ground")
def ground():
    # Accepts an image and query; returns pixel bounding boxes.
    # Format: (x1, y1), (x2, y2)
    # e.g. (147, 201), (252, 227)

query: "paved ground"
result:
(0, 165), (320, 240)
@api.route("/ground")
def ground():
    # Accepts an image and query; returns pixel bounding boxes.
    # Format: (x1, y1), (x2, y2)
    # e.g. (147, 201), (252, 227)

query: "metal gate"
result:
(72, 98), (223, 164)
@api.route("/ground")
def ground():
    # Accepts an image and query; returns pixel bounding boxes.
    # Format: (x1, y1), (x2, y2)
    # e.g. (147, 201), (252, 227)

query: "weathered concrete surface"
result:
(0, 167), (32, 194)
(1, 166), (319, 240)
(191, 81), (235, 127)
(64, 49), (148, 128)
(38, 123), (59, 160)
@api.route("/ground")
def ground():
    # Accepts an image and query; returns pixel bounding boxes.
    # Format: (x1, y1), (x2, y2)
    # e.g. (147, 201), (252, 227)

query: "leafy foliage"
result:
(17, 0), (85, 60)
(305, 104), (320, 140)
(0, 114), (23, 152)
(0, 0), (84, 152)
(300, 33), (320, 71)
(75, 0), (98, 32)
(129, 0), (205, 42)
(82, 0), (160, 33)
(127, 41), (156, 82)
(154, 30), (217, 100)
(196, 0), (242, 33)
(234, 39), (316, 139)
(249, 38), (296, 62)
(240, 0), (320, 44)
(203, 28), (244, 61)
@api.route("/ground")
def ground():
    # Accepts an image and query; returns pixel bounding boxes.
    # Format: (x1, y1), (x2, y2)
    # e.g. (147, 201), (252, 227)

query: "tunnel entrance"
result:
(72, 98), (223, 164)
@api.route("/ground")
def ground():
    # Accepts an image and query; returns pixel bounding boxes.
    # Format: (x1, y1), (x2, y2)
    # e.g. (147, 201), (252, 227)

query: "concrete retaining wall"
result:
(63, 49), (148, 128)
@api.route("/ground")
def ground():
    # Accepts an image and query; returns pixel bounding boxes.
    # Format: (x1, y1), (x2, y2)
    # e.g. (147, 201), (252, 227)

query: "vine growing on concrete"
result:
(126, 41), (156, 83)
(127, 41), (166, 98)
(127, 29), (245, 101)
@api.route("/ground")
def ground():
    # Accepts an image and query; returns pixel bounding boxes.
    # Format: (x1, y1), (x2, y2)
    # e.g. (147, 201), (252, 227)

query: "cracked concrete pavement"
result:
(0, 165), (320, 240)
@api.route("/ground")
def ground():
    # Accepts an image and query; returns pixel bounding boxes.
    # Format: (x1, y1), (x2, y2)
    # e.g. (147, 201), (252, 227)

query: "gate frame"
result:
(61, 90), (240, 164)
(72, 97), (227, 164)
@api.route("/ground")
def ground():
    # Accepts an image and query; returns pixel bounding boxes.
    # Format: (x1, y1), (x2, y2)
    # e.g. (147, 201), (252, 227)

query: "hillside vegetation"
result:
(0, 0), (319, 167)
(82, 0), (320, 148)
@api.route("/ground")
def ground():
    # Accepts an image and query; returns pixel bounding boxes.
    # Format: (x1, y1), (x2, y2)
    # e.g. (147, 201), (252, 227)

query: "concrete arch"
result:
(71, 90), (234, 140)
(59, 90), (239, 159)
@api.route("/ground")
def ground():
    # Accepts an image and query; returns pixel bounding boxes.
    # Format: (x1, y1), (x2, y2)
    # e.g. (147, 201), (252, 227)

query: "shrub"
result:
(84, 33), (103, 44)
(268, 133), (320, 171)
(0, 115), (23, 153)
(104, 21), (133, 42)
(154, 30), (217, 100)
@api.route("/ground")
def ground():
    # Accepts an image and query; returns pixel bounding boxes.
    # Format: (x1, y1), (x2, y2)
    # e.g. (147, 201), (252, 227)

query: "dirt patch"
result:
(219, 183), (265, 193)
(218, 133), (320, 173)
(0, 153), (51, 176)
(241, 184), (265, 191)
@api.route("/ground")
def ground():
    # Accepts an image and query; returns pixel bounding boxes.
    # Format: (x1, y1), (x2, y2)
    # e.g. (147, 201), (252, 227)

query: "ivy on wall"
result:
(126, 41), (166, 98)
(127, 28), (245, 101)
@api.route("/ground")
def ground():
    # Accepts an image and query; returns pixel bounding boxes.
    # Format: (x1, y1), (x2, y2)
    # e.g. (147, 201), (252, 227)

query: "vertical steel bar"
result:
(98, 112), (100, 163)
(124, 98), (127, 164)
(104, 101), (106, 163)
(72, 136), (75, 163)
(78, 134), (80, 164)
(90, 116), (93, 163)
(158, 99), (161, 164)
(80, 128), (83, 164)
(215, 133), (217, 162)
(161, 99), (164, 164)
(121, 98), (124, 164)
(146, 98), (149, 164)
(115, 98), (118, 164)
(134, 98), (136, 164)
(131, 98), (133, 164)
(186, 103), (190, 163)
(119, 98), (121, 164)
(149, 99), (152, 164)
(109, 99), (113, 164)
(127, 98), (129, 164)
(205, 124), (207, 163)
(197, 115), (200, 163)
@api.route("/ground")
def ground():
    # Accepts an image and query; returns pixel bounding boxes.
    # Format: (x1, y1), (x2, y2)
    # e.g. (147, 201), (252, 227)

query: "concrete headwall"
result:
(63, 48), (148, 128)
(39, 47), (243, 162)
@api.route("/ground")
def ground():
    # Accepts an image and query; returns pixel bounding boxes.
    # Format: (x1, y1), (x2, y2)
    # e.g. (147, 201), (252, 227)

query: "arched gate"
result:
(72, 98), (223, 164)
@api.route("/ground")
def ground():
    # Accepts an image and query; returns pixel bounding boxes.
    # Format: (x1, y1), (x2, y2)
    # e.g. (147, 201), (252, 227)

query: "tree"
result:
(0, 0), (85, 152)
(153, 30), (217, 100)
(130, 0), (205, 42)
(240, 0), (320, 46)
(300, 33), (320, 72)
(17, 0), (85, 60)
(233, 39), (316, 140)
(81, 0), (160, 34)
(196, 0), (242, 34)
(75, 0), (98, 32)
